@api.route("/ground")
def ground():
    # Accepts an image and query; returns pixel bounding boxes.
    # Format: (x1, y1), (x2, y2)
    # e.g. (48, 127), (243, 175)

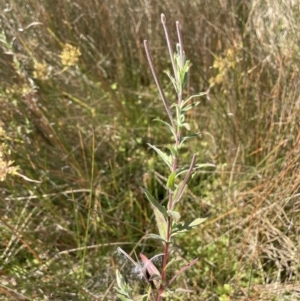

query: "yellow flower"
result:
(33, 60), (49, 80)
(0, 142), (19, 181)
(60, 43), (81, 67)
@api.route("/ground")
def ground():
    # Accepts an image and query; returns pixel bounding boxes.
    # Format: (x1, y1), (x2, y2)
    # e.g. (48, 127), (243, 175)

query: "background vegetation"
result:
(0, 0), (299, 300)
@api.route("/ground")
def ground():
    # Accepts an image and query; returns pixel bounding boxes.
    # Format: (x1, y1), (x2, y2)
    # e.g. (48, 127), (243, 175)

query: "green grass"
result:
(1, 0), (300, 300)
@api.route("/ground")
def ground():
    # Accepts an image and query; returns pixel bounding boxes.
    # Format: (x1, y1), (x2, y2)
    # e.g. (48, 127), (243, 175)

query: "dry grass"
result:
(0, 0), (300, 300)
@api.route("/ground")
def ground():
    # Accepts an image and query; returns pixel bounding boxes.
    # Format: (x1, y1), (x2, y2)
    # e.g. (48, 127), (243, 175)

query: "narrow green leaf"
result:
(183, 59), (191, 72)
(143, 233), (167, 243)
(179, 60), (190, 89)
(164, 70), (178, 93)
(148, 143), (172, 170)
(141, 187), (167, 218)
(175, 104), (181, 120)
(174, 288), (195, 293)
(194, 162), (217, 170)
(180, 68), (189, 88)
(176, 163), (216, 177)
(116, 269), (123, 289)
(175, 166), (190, 178)
(171, 225), (185, 235)
(181, 123), (190, 131)
(151, 204), (168, 242)
(115, 269), (134, 301)
(181, 92), (207, 108)
(172, 180), (187, 208)
(174, 52), (181, 70)
(172, 104), (182, 126)
(166, 171), (176, 190)
(154, 119), (177, 141)
(141, 187), (168, 242)
(166, 145), (178, 157)
(181, 101), (201, 113)
(116, 294), (133, 301)
(171, 217), (207, 237)
(180, 133), (201, 146)
(189, 217), (207, 227)
(180, 113), (185, 123)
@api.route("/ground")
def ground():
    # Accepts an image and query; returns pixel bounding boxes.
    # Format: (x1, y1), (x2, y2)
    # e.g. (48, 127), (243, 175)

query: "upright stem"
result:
(176, 21), (184, 105)
(157, 60), (184, 301)
(143, 40), (176, 133)
(161, 14), (178, 84)
(144, 15), (194, 301)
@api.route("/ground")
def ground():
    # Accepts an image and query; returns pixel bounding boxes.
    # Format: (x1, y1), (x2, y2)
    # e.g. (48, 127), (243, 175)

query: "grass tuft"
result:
(0, 1), (300, 300)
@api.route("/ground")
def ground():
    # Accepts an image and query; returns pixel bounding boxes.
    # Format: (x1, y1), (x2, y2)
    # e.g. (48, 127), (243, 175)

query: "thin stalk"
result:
(176, 21), (184, 70)
(80, 130), (95, 279)
(172, 154), (197, 206)
(144, 15), (197, 301)
(176, 21), (184, 106)
(161, 14), (178, 84)
(144, 40), (176, 133)
(157, 70), (192, 301)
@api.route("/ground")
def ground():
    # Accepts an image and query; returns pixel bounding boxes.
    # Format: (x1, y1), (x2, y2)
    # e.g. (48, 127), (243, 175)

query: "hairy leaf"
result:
(148, 143), (172, 170)
(176, 163), (216, 177)
(115, 269), (134, 301)
(166, 145), (178, 157)
(181, 101), (201, 113)
(181, 123), (190, 131)
(143, 233), (167, 243)
(154, 118), (177, 142)
(171, 180), (187, 209)
(164, 70), (178, 94)
(141, 187), (168, 241)
(166, 171), (176, 190)
(152, 204), (168, 242)
(171, 217), (207, 236)
(181, 92), (207, 108)
(141, 187), (167, 218)
(167, 210), (181, 223)
(179, 133), (201, 146)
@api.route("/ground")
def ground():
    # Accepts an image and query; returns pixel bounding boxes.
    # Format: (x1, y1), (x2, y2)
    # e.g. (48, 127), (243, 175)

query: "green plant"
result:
(216, 283), (234, 301)
(114, 14), (213, 301)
